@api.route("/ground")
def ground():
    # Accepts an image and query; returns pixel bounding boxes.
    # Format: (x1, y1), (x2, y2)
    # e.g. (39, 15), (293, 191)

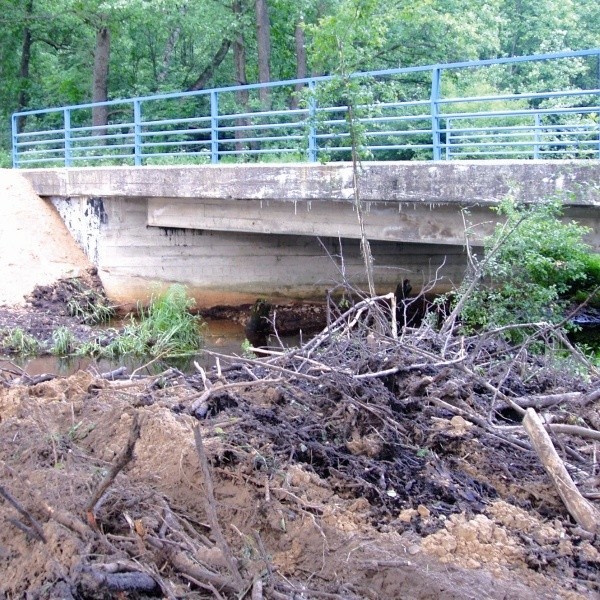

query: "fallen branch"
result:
(86, 413), (142, 521)
(193, 426), (245, 592)
(522, 408), (600, 534)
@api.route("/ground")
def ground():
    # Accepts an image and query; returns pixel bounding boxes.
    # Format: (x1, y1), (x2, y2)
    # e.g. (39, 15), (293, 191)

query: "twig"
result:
(86, 412), (142, 519)
(548, 423), (600, 442)
(0, 483), (47, 542)
(203, 349), (319, 381)
(193, 426), (245, 592)
(130, 351), (170, 378)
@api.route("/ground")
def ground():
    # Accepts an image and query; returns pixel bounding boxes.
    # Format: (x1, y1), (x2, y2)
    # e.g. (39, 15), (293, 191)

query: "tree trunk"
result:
(233, 0), (249, 152)
(16, 0), (35, 134)
(187, 39), (231, 91)
(157, 4), (188, 86)
(255, 0), (271, 107)
(92, 25), (111, 140)
(291, 20), (307, 110)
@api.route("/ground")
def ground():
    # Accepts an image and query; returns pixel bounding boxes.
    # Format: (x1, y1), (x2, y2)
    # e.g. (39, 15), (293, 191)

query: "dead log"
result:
(523, 408), (600, 534)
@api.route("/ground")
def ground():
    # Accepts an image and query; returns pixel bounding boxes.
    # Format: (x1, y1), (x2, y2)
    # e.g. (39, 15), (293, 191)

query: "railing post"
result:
(11, 114), (19, 168)
(64, 108), (72, 167)
(431, 67), (442, 161)
(307, 80), (317, 162)
(210, 91), (219, 164)
(133, 100), (142, 166)
(533, 113), (541, 159)
(445, 119), (452, 160)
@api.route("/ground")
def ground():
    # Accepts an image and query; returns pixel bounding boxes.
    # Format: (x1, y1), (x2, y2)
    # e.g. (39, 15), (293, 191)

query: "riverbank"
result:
(1, 286), (599, 598)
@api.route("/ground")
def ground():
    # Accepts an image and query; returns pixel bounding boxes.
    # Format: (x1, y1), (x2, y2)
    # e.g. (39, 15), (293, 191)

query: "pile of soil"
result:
(1, 297), (598, 599)
(0, 171), (91, 307)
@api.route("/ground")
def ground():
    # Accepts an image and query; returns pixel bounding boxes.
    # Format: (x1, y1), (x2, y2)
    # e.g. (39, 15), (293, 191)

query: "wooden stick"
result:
(0, 483), (47, 543)
(193, 426), (245, 592)
(86, 413), (141, 519)
(522, 408), (600, 534)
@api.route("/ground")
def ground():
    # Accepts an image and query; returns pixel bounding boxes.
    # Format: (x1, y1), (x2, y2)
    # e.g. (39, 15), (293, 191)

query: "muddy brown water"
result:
(0, 318), (300, 377)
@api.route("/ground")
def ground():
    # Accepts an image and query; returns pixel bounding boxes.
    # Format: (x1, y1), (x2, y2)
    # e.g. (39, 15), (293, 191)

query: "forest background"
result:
(1, 0), (600, 168)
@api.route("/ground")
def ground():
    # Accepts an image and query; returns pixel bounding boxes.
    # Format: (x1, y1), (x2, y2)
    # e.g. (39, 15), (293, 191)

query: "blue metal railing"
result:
(11, 48), (600, 168)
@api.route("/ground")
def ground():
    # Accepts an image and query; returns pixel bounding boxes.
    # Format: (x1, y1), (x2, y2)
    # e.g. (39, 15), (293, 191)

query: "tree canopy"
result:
(1, 0), (599, 165)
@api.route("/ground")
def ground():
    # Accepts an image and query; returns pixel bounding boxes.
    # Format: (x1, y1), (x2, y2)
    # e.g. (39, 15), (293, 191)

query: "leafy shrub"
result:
(458, 197), (595, 341)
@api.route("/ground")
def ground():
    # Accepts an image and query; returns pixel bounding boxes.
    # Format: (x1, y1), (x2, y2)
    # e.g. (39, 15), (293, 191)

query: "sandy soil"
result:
(0, 170), (90, 306)
(0, 168), (598, 599)
(0, 369), (598, 600)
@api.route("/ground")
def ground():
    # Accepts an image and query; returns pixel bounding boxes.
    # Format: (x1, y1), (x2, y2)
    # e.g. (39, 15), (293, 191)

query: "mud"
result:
(1, 292), (599, 599)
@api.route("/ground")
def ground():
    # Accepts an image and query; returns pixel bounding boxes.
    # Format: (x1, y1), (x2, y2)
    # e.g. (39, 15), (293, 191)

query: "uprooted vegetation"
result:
(1, 292), (599, 599)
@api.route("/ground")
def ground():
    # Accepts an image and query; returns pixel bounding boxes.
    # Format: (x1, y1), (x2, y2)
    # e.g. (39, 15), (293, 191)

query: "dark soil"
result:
(1, 282), (599, 599)
(0, 274), (328, 358)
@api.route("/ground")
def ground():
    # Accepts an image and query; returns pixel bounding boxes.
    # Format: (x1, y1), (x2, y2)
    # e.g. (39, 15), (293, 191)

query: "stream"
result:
(1, 318), (300, 378)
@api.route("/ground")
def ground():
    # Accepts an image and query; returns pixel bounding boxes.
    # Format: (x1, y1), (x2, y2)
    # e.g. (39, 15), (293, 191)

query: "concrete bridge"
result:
(21, 160), (600, 307)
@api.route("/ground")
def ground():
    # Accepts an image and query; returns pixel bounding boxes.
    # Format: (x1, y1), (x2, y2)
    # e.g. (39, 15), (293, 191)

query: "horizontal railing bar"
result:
(71, 153), (135, 162)
(141, 139), (211, 149)
(15, 139), (65, 148)
(365, 129), (433, 137)
(449, 139), (597, 148)
(16, 129), (66, 139)
(13, 48), (600, 119)
(445, 106), (600, 119)
(141, 115), (212, 127)
(140, 127), (212, 138)
(368, 144), (435, 150)
(439, 88), (600, 105)
(218, 107), (309, 121)
(216, 148), (299, 155)
(219, 134), (305, 144)
(217, 121), (305, 133)
(69, 143), (135, 153)
(446, 124), (598, 133)
(141, 150), (210, 158)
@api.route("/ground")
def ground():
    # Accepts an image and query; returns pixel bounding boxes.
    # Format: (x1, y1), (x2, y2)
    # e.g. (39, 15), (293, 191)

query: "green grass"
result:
(50, 327), (76, 356)
(101, 284), (204, 358)
(1, 327), (42, 356)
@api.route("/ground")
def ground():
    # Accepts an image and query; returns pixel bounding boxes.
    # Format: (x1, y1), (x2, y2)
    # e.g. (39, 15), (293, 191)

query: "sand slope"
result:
(0, 170), (91, 306)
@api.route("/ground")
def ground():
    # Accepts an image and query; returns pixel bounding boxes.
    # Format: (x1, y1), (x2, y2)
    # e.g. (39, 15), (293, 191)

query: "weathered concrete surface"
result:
(50, 195), (468, 307)
(19, 161), (600, 204)
(22, 161), (600, 248)
(19, 161), (600, 306)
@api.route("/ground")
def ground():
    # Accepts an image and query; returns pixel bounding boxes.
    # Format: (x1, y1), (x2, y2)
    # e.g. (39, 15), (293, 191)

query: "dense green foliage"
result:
(457, 198), (599, 341)
(1, 0), (599, 164)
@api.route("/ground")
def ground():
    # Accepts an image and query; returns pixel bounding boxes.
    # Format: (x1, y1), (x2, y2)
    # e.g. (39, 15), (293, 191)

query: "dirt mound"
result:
(0, 374), (585, 600)
(1, 296), (599, 599)
(0, 170), (91, 306)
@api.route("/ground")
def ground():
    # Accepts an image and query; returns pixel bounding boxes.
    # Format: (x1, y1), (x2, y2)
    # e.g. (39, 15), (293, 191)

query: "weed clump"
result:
(103, 284), (204, 358)
(0, 327), (41, 356)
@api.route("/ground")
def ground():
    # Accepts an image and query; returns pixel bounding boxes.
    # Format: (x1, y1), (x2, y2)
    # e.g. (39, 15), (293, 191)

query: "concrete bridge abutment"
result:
(20, 161), (600, 307)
